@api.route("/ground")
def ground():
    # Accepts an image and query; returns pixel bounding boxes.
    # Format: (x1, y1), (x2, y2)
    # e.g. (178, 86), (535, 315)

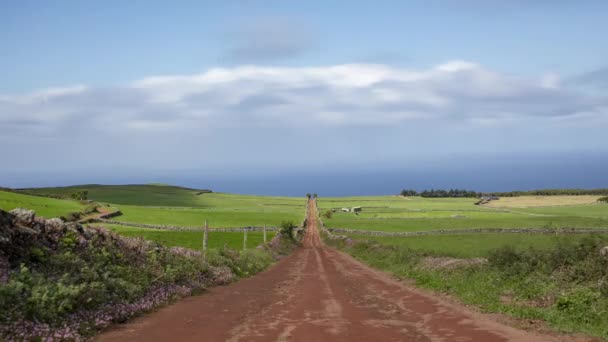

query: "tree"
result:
(322, 210), (333, 219)
(70, 191), (88, 201)
(400, 189), (418, 196)
(414, 188), (479, 198)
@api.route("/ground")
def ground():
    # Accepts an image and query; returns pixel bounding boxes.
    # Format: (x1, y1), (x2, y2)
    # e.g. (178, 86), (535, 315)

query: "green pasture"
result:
(325, 216), (608, 231)
(0, 190), (82, 218)
(345, 233), (608, 258)
(319, 196), (477, 211)
(516, 204), (608, 219)
(21, 184), (204, 206)
(13, 184), (306, 227)
(319, 196), (608, 231)
(22, 184), (305, 208)
(115, 204), (303, 228)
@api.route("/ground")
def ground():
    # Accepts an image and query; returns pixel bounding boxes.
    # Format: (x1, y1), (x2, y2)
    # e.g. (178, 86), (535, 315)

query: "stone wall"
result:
(327, 227), (608, 237)
(98, 210), (122, 219)
(89, 218), (279, 232)
(315, 200), (341, 240)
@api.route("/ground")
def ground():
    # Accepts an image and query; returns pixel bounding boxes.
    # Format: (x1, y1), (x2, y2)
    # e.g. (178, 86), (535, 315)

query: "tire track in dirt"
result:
(97, 200), (587, 342)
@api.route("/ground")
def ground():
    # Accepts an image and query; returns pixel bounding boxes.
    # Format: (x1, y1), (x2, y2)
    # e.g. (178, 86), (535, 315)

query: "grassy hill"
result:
(7, 184), (305, 229)
(20, 184), (212, 207)
(0, 189), (82, 218)
(19, 185), (305, 225)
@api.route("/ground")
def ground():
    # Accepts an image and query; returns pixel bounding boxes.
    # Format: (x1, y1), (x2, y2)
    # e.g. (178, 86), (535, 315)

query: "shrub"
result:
(488, 236), (608, 281)
(279, 220), (297, 240)
(322, 210), (333, 219)
(599, 196), (608, 203)
(70, 191), (88, 201)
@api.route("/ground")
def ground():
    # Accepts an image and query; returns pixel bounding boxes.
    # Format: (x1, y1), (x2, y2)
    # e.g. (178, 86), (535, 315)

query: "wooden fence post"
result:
(203, 219), (208, 256)
(263, 224), (267, 243)
(243, 228), (248, 251)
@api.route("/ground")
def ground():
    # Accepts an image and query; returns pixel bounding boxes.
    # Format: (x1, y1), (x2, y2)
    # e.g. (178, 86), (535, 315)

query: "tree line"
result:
(400, 189), (479, 198)
(400, 188), (608, 198)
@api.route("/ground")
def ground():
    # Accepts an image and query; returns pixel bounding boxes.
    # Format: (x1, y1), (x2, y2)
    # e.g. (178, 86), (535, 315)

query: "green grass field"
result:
(0, 190), (83, 218)
(319, 196), (608, 232)
(21, 184), (304, 208)
(7, 184), (306, 228)
(115, 204), (302, 228)
(110, 190), (306, 227)
(90, 223), (274, 250)
(345, 233), (608, 258)
(20, 184), (208, 206)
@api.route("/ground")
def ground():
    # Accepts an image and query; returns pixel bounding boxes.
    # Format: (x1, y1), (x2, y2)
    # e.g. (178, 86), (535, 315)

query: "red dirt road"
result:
(97, 201), (576, 342)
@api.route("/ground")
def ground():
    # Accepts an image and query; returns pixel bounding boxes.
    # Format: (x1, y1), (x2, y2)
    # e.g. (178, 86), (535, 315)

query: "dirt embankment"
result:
(98, 200), (586, 342)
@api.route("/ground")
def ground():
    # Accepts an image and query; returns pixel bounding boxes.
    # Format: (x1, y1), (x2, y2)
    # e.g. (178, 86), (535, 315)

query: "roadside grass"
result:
(319, 196), (608, 232)
(328, 234), (608, 339)
(0, 190), (82, 218)
(483, 195), (603, 208)
(89, 223), (274, 250)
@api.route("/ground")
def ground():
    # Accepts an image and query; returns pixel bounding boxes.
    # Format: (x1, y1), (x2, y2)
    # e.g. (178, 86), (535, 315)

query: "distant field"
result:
(318, 196), (608, 232)
(0, 190), (82, 218)
(345, 233), (608, 258)
(91, 223), (273, 250)
(515, 204), (608, 219)
(483, 195), (602, 208)
(7, 185), (606, 234)
(21, 184), (212, 206)
(21, 184), (303, 208)
(11, 184), (306, 228)
(115, 204), (302, 228)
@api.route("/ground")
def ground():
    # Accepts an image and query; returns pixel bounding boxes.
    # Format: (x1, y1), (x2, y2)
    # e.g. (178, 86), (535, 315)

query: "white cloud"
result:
(1, 62), (605, 130)
(114, 62), (604, 128)
(0, 61), (606, 171)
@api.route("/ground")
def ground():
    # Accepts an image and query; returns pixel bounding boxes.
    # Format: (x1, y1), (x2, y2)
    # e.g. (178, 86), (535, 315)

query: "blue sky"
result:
(3, 1), (608, 91)
(1, 1), (607, 192)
